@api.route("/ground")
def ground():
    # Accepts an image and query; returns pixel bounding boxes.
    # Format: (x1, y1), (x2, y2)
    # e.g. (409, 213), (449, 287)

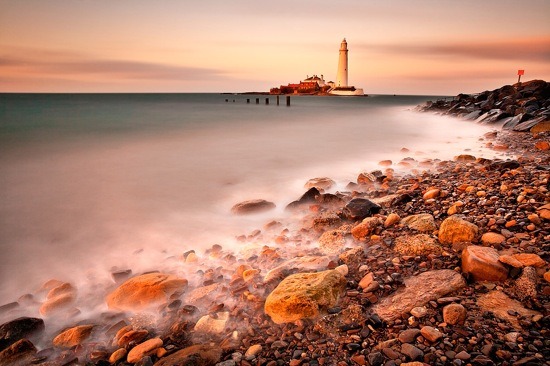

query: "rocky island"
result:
(0, 81), (549, 366)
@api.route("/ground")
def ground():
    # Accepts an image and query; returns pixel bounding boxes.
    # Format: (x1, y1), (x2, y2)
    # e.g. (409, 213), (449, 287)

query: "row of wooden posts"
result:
(225, 95), (291, 106)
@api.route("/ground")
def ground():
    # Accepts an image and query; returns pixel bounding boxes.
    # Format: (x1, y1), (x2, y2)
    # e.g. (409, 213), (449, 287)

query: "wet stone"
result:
(400, 343), (424, 361)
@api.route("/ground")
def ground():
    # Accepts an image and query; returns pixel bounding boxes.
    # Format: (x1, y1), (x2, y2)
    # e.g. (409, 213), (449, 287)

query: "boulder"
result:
(39, 282), (77, 316)
(512, 267), (538, 301)
(498, 254), (524, 268)
(400, 343), (424, 361)
(442, 303), (467, 325)
(394, 234), (442, 256)
(531, 121), (550, 133)
(461, 246), (508, 281)
(480, 232), (506, 247)
(153, 344), (222, 366)
(53, 325), (94, 349)
(117, 329), (148, 348)
(420, 326), (443, 343)
(285, 187), (320, 210)
(0, 339), (36, 366)
(358, 272), (379, 292)
(511, 253), (546, 267)
(193, 312), (229, 334)
(351, 217), (382, 240)
(454, 154), (476, 162)
(477, 291), (541, 330)
(372, 270), (466, 322)
(401, 214), (437, 232)
(342, 198), (381, 221)
(513, 116), (546, 131)
(422, 189), (440, 200)
(185, 283), (221, 305)
(231, 199), (275, 215)
(106, 273), (188, 311)
(318, 229), (349, 255)
(399, 328), (421, 343)
(109, 348), (127, 364)
(304, 177), (336, 191)
(537, 203), (550, 220)
(0, 317), (44, 351)
(384, 213), (400, 228)
(264, 269), (346, 324)
(438, 216), (478, 245)
(372, 194), (401, 208)
(127, 338), (163, 363)
(263, 256), (331, 283)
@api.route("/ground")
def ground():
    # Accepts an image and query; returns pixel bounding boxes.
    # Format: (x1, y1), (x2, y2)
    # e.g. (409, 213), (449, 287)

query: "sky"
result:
(1, 0), (549, 95)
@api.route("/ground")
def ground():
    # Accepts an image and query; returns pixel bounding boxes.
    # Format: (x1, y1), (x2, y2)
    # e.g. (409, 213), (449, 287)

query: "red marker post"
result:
(517, 69), (525, 84)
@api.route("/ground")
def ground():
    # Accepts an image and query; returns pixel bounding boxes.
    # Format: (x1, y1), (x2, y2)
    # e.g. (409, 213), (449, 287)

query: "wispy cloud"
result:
(361, 37), (550, 62)
(0, 47), (227, 81)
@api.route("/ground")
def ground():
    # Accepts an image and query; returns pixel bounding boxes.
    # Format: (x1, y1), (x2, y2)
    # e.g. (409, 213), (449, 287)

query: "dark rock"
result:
(0, 317), (44, 351)
(471, 355), (495, 365)
(367, 351), (385, 366)
(153, 344), (221, 366)
(135, 356), (154, 366)
(0, 339), (37, 366)
(400, 343), (423, 361)
(398, 328), (420, 343)
(286, 187), (321, 210)
(0, 303), (19, 315)
(513, 116), (547, 132)
(231, 199), (275, 215)
(489, 160), (520, 171)
(342, 198), (381, 220)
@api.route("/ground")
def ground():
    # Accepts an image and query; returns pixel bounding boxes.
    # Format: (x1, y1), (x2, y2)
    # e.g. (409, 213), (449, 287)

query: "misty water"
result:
(0, 93), (500, 309)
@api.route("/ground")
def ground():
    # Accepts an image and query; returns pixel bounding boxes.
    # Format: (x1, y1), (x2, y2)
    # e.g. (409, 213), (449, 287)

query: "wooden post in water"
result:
(265, 98), (269, 105)
(286, 96), (291, 107)
(256, 98), (259, 104)
(276, 96), (279, 105)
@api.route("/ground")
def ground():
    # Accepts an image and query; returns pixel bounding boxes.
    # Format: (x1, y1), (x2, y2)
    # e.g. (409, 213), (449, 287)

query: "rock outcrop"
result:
(419, 80), (550, 133)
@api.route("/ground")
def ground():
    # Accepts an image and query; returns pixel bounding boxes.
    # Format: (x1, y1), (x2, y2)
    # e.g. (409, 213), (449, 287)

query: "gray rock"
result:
(0, 317), (44, 352)
(342, 198), (381, 220)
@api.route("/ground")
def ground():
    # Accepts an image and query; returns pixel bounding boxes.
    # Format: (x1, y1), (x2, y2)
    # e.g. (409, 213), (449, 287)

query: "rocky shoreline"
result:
(1, 82), (549, 366)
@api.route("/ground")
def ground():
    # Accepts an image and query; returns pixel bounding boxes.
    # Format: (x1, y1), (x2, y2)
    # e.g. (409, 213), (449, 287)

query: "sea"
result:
(0, 93), (501, 307)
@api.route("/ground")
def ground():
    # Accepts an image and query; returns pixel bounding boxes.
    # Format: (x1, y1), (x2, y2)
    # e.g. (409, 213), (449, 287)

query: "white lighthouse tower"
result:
(329, 38), (364, 96)
(336, 38), (348, 87)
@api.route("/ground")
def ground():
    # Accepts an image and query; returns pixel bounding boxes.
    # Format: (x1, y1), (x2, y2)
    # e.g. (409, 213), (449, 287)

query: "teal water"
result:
(0, 93), (494, 304)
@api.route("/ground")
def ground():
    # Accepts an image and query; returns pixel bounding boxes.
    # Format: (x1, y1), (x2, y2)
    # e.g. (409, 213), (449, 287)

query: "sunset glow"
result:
(1, 0), (549, 94)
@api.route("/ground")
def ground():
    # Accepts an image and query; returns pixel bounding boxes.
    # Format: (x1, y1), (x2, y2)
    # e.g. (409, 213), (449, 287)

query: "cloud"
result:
(362, 37), (550, 62)
(0, 47), (227, 81)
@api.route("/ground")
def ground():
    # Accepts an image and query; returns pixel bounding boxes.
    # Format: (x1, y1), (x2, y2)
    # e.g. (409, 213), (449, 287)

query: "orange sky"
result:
(1, 0), (549, 94)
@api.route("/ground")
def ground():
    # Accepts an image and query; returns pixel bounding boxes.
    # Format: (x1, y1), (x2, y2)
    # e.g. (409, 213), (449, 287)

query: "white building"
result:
(302, 74), (326, 87)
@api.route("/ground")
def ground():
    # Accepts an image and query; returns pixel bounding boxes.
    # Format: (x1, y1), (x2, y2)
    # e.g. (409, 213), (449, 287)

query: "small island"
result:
(269, 39), (365, 96)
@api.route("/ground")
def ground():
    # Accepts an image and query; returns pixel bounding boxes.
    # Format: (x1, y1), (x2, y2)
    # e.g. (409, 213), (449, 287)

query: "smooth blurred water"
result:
(0, 93), (495, 304)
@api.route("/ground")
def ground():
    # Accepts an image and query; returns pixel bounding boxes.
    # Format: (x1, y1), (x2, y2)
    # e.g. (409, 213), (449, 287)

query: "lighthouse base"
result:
(328, 87), (364, 96)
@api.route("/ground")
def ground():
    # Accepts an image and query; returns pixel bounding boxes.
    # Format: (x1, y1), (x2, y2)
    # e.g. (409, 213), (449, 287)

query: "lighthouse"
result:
(336, 38), (348, 87)
(329, 38), (364, 96)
